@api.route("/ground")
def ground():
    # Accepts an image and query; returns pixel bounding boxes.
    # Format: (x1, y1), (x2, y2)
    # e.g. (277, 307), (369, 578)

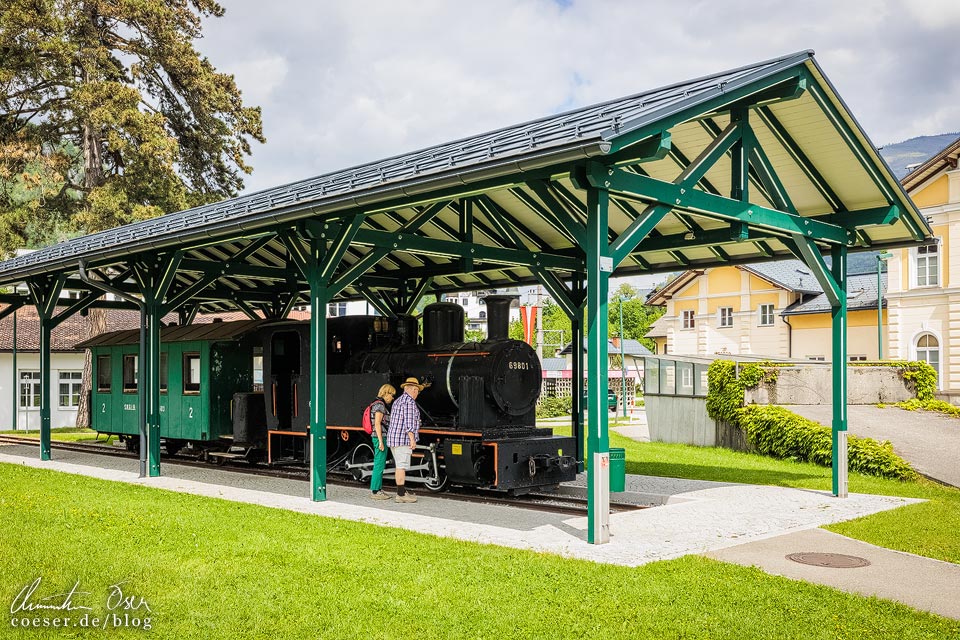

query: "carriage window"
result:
(183, 353), (201, 394)
(122, 355), (138, 393)
(159, 352), (168, 393)
(97, 355), (112, 392)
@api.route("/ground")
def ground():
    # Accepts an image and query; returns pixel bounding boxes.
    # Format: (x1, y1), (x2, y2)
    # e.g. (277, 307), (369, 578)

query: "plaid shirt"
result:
(386, 390), (420, 447)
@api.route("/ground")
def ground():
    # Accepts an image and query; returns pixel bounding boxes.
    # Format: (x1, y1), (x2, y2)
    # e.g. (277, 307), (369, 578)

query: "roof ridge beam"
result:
(590, 162), (853, 245)
(604, 68), (806, 154)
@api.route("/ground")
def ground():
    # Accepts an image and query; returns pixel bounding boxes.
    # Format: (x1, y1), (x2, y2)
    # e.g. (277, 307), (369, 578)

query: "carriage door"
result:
(270, 331), (301, 430)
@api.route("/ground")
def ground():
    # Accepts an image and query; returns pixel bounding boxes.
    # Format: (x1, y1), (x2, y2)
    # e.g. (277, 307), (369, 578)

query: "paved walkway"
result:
(783, 404), (960, 487)
(708, 528), (960, 620)
(0, 445), (911, 566)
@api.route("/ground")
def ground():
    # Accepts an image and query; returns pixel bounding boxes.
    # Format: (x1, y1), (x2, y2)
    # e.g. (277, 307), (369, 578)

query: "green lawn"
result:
(1, 463), (956, 639)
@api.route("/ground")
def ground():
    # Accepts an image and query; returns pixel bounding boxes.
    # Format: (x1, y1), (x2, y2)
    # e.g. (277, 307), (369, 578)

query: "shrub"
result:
(536, 396), (572, 419)
(707, 359), (918, 481)
(739, 405), (917, 480)
(895, 398), (960, 418)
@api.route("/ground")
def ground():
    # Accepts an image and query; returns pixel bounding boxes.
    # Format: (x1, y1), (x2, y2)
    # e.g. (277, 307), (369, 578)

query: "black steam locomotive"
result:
(257, 296), (577, 493)
(85, 295), (577, 493)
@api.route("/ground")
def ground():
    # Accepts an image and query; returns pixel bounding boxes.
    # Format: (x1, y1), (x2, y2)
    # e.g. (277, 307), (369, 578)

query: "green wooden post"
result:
(586, 186), (611, 545)
(39, 315), (52, 460)
(570, 310), (585, 473)
(146, 300), (162, 477)
(831, 245), (848, 497)
(308, 244), (329, 502)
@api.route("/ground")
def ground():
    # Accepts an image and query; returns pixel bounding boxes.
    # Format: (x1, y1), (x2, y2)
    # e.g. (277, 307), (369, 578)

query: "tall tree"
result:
(1, 0), (265, 424)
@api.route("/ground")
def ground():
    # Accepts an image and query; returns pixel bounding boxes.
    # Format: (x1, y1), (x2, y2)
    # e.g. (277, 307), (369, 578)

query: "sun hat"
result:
(400, 376), (430, 391)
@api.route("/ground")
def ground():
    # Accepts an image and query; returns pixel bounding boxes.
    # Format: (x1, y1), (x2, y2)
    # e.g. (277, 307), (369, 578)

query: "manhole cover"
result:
(786, 552), (870, 568)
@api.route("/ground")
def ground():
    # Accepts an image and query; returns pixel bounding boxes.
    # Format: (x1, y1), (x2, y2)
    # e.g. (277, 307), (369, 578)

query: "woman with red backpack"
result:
(367, 384), (396, 500)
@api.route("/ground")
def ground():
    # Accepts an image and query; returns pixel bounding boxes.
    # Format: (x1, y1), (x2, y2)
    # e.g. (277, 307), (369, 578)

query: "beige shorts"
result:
(390, 445), (412, 470)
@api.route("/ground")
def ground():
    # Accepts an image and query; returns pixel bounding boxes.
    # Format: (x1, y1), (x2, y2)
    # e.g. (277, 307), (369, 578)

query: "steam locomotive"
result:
(84, 296), (578, 493)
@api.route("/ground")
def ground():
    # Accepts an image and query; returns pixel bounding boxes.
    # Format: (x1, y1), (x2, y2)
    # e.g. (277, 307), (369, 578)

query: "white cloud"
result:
(197, 1), (960, 193)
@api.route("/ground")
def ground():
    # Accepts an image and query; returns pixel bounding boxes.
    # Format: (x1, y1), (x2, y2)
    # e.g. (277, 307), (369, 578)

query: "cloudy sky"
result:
(198, 0), (960, 196)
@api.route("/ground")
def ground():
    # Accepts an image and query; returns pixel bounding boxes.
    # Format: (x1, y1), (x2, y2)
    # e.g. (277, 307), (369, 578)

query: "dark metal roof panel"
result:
(77, 319), (270, 348)
(0, 52), (815, 283)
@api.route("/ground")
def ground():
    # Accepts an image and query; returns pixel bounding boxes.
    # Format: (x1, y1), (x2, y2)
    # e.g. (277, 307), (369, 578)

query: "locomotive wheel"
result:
(411, 451), (449, 493)
(350, 443), (374, 483)
(124, 437), (140, 454)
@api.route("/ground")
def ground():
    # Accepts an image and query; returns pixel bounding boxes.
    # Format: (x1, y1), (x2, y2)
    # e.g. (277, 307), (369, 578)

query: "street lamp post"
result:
(877, 251), (893, 360)
(619, 296), (627, 418)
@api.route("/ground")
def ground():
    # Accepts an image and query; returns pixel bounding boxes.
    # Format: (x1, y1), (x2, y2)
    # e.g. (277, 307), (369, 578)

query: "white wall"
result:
(0, 352), (86, 430)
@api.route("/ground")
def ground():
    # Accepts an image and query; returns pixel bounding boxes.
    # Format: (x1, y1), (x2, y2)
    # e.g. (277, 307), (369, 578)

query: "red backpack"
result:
(361, 400), (377, 435)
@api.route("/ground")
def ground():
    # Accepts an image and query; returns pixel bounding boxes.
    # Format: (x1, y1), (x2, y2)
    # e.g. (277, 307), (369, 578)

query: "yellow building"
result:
(646, 253), (884, 361)
(885, 136), (960, 392)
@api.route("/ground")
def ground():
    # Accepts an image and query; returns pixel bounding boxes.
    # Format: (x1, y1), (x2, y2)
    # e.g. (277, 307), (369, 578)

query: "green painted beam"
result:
(610, 204), (672, 267)
(533, 268), (579, 320)
(355, 282), (395, 318)
(606, 67), (806, 153)
(509, 187), (579, 246)
(801, 70), (926, 242)
(318, 214), (366, 282)
(749, 140), (797, 214)
(592, 164), (854, 245)
(603, 131), (673, 166)
(755, 105), (844, 212)
(526, 180), (588, 247)
(401, 277), (435, 315)
(350, 228), (583, 272)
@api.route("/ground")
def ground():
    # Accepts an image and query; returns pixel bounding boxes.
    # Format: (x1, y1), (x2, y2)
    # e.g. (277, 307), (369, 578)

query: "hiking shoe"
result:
(370, 492), (393, 501)
(395, 494), (418, 503)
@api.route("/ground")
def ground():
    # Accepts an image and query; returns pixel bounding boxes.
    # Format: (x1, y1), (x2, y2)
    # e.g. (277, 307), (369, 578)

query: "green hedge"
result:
(739, 405), (917, 480)
(706, 360), (918, 481)
(536, 396), (572, 419)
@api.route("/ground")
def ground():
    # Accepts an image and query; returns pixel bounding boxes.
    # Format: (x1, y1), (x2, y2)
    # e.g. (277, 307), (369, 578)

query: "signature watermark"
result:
(9, 577), (152, 630)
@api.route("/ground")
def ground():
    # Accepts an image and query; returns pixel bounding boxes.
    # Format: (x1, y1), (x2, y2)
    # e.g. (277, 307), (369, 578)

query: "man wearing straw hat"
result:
(386, 376), (429, 503)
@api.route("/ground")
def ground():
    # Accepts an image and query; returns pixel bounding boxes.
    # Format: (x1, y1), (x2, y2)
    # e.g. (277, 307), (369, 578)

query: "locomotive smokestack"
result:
(483, 295), (517, 341)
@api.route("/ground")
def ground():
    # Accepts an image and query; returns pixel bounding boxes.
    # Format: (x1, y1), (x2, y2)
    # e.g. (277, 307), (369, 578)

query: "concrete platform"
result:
(0, 444), (915, 568)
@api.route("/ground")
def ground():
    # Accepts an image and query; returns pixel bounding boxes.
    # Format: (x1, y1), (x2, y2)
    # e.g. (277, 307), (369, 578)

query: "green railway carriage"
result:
(80, 320), (268, 444)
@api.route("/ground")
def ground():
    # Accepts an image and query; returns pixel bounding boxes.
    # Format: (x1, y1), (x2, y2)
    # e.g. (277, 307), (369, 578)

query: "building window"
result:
(681, 310), (695, 330)
(97, 355), (112, 392)
(183, 353), (201, 394)
(718, 307), (733, 328)
(461, 297), (468, 306)
(58, 371), (83, 408)
(479, 311), (486, 320)
(758, 304), (774, 327)
(916, 243), (939, 287)
(327, 302), (347, 317)
(122, 354), (138, 393)
(916, 334), (940, 387)
(19, 371), (41, 409)
(849, 355), (867, 362)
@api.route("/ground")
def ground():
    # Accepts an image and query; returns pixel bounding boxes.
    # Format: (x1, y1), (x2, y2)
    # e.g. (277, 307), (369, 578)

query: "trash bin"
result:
(609, 447), (626, 492)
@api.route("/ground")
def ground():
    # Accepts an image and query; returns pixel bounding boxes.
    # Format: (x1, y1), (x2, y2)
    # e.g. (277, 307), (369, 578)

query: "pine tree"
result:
(1, 0), (265, 424)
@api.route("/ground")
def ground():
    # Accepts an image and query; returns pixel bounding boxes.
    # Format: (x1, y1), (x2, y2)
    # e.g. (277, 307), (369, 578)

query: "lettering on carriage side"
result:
(123, 404), (136, 411)
(188, 407), (194, 419)
(100, 403), (106, 413)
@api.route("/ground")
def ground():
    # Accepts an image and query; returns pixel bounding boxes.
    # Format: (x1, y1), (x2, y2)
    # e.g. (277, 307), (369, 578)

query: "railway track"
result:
(0, 435), (646, 516)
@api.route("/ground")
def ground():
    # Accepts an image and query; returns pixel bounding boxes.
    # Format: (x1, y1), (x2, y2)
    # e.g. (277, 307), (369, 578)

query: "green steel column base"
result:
(588, 451), (611, 544)
(148, 424), (161, 477)
(310, 431), (327, 502)
(40, 449), (50, 461)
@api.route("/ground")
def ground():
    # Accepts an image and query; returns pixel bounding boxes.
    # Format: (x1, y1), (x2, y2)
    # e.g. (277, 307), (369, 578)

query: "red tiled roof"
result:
(0, 305), (311, 352)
